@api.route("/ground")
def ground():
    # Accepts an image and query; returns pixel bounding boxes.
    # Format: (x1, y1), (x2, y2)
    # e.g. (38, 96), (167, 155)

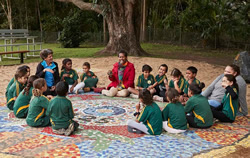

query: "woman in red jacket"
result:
(102, 50), (135, 97)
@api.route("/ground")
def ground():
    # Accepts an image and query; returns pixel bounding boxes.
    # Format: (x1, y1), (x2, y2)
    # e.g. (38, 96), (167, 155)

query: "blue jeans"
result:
(208, 100), (221, 108)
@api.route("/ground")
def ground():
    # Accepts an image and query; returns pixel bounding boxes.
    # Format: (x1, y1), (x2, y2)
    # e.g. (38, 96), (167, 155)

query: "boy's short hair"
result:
(142, 64), (152, 72)
(83, 62), (90, 69)
(160, 64), (168, 73)
(15, 68), (28, 80)
(40, 49), (53, 60)
(56, 81), (69, 96)
(187, 66), (198, 74)
(118, 49), (128, 57)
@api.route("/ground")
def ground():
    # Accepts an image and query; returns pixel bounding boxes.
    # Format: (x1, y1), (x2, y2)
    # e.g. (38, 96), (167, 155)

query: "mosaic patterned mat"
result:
(0, 94), (249, 157)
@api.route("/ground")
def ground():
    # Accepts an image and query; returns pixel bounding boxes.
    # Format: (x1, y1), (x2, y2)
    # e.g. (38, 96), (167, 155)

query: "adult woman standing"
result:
(35, 49), (60, 96)
(202, 64), (248, 116)
(102, 50), (135, 97)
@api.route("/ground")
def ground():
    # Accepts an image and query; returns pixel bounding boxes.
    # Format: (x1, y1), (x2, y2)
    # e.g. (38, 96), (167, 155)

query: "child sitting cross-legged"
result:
(13, 75), (39, 118)
(128, 64), (156, 98)
(26, 78), (51, 127)
(47, 81), (79, 136)
(162, 88), (187, 133)
(127, 89), (162, 135)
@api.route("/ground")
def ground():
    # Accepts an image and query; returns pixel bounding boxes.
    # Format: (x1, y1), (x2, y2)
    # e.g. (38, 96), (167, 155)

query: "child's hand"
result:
(84, 77), (87, 81)
(50, 86), (56, 91)
(174, 79), (179, 85)
(14, 97), (17, 100)
(47, 95), (53, 100)
(148, 85), (153, 90)
(135, 103), (140, 112)
(107, 70), (112, 77)
(92, 76), (96, 78)
(70, 86), (74, 93)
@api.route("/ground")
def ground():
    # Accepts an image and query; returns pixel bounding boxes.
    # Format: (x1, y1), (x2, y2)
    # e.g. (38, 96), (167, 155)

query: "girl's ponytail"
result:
(32, 88), (42, 97)
(23, 75), (39, 95)
(32, 78), (46, 97)
(166, 88), (180, 103)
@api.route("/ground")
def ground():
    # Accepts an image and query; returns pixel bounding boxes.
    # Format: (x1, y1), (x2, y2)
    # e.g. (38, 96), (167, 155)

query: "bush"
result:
(58, 9), (87, 48)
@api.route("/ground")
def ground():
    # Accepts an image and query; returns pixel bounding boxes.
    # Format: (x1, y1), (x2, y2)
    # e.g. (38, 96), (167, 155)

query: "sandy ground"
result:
(0, 57), (249, 112)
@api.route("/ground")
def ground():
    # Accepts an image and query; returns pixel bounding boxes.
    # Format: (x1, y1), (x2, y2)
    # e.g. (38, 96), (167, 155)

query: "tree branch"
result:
(57, 0), (103, 15)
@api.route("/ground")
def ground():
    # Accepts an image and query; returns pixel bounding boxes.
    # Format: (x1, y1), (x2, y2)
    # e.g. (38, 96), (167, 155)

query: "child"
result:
(5, 65), (30, 98)
(185, 82), (213, 128)
(127, 89), (162, 135)
(47, 81), (79, 136)
(211, 74), (238, 123)
(169, 68), (186, 95)
(162, 88), (187, 133)
(26, 78), (51, 127)
(184, 66), (200, 94)
(13, 75), (39, 118)
(78, 62), (98, 92)
(153, 64), (169, 102)
(128, 64), (156, 98)
(7, 68), (29, 110)
(60, 58), (79, 93)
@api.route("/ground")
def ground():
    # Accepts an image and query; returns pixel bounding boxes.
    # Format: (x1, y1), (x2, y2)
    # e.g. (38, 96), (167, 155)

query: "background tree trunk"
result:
(58, 0), (147, 56)
(1, 0), (13, 29)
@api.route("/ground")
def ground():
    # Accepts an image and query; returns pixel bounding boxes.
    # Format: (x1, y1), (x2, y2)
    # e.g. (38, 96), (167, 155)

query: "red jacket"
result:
(107, 61), (135, 89)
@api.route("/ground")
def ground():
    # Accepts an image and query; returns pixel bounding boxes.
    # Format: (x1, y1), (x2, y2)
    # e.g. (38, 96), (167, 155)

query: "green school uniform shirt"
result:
(136, 74), (156, 89)
(6, 77), (15, 97)
(184, 78), (200, 94)
(26, 95), (50, 127)
(162, 102), (187, 130)
(46, 96), (74, 130)
(222, 87), (238, 121)
(169, 76), (186, 93)
(13, 87), (33, 118)
(155, 74), (167, 87)
(7, 81), (25, 110)
(60, 69), (78, 85)
(137, 102), (162, 135)
(185, 94), (213, 127)
(80, 71), (98, 88)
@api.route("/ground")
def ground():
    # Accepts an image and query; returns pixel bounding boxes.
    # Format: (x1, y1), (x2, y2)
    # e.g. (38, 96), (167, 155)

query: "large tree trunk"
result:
(58, 0), (147, 56)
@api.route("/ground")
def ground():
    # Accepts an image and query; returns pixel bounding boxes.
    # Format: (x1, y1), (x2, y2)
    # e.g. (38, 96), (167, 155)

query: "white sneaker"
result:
(130, 94), (139, 99)
(65, 123), (74, 136)
(153, 95), (163, 102)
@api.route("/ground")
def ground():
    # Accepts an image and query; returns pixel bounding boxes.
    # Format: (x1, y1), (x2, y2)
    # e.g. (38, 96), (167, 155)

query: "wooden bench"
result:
(0, 50), (29, 63)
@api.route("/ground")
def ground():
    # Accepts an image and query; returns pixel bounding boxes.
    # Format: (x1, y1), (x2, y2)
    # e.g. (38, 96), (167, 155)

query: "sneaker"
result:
(65, 123), (74, 136)
(53, 128), (66, 135)
(153, 95), (163, 102)
(130, 93), (139, 99)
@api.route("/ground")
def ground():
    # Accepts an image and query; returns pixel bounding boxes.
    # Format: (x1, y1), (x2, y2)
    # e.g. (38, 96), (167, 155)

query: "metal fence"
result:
(29, 29), (250, 50)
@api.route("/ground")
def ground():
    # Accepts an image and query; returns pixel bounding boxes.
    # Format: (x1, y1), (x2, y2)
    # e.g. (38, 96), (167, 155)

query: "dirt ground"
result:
(0, 57), (249, 157)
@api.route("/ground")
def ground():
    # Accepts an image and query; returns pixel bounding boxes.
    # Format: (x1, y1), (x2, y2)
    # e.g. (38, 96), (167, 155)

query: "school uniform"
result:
(6, 81), (25, 110)
(137, 102), (163, 135)
(212, 86), (238, 122)
(155, 75), (168, 101)
(5, 77), (15, 98)
(185, 94), (213, 128)
(13, 87), (33, 118)
(60, 69), (79, 85)
(184, 78), (200, 94)
(46, 96), (77, 130)
(80, 71), (98, 88)
(169, 76), (186, 94)
(162, 102), (187, 130)
(136, 74), (156, 89)
(26, 95), (50, 127)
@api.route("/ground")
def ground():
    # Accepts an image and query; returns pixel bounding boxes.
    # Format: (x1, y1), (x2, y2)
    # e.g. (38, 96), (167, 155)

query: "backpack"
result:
(234, 51), (250, 83)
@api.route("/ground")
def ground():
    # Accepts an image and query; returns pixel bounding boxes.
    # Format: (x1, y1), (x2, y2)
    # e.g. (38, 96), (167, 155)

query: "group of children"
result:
(128, 64), (239, 134)
(5, 56), (239, 136)
(5, 58), (99, 136)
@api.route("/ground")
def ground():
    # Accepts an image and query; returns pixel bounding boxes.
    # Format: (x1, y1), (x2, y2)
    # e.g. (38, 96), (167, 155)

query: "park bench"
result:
(0, 50), (29, 63)
(0, 29), (42, 62)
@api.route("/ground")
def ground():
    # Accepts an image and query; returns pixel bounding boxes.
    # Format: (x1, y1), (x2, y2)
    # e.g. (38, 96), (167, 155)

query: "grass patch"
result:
(0, 42), (243, 66)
